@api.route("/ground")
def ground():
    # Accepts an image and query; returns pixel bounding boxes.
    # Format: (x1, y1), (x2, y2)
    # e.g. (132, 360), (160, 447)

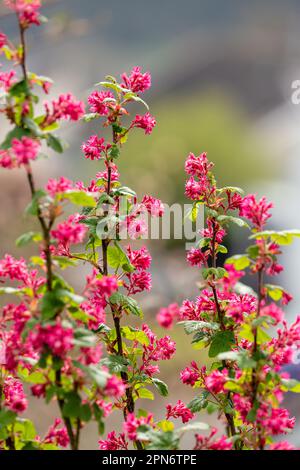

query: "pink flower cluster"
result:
(131, 112), (156, 135)
(81, 135), (109, 160)
(5, 0), (42, 28)
(239, 194), (273, 230)
(51, 214), (87, 254)
(0, 69), (16, 91)
(3, 376), (28, 413)
(121, 66), (151, 94)
(157, 303), (180, 329)
(123, 412), (153, 441)
(140, 324), (176, 377)
(99, 431), (128, 450)
(43, 419), (69, 448)
(0, 137), (40, 169)
(125, 246), (152, 295)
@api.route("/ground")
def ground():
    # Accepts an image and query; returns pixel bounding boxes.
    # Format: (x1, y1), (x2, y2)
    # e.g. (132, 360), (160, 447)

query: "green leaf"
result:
(40, 290), (65, 320)
(137, 388), (154, 400)
(177, 422), (209, 435)
(152, 378), (169, 397)
(83, 113), (100, 122)
(107, 242), (134, 272)
(109, 144), (120, 159)
(226, 254), (250, 270)
(14, 418), (36, 441)
(217, 215), (250, 229)
(121, 326), (149, 346)
(109, 292), (143, 318)
(0, 286), (22, 295)
(46, 134), (64, 153)
(137, 426), (179, 450)
(202, 267), (228, 280)
(112, 186), (136, 197)
(218, 186), (244, 195)
(73, 328), (96, 347)
(208, 330), (235, 358)
(265, 284), (285, 301)
(9, 79), (29, 97)
(79, 404), (92, 422)
(0, 409), (16, 427)
(218, 350), (256, 369)
(16, 231), (42, 247)
(63, 190), (96, 208)
(281, 378), (300, 393)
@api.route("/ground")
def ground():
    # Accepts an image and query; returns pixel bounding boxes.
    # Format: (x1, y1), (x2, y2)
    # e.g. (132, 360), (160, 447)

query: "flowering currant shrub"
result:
(1, 0), (300, 453)
(156, 152), (300, 450)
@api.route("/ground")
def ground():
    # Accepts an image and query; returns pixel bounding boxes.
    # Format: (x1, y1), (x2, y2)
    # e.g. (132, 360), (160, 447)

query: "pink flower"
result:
(127, 246), (151, 271)
(0, 32), (7, 50)
(88, 90), (114, 115)
(99, 431), (128, 450)
(81, 135), (107, 160)
(51, 214), (87, 251)
(12, 137), (40, 165)
(157, 303), (180, 329)
(4, 376), (28, 413)
(104, 376), (126, 398)
(209, 435), (233, 450)
(121, 66), (151, 94)
(127, 217), (148, 239)
(44, 418), (69, 448)
(126, 270), (152, 294)
(46, 176), (74, 197)
(31, 383), (47, 398)
(205, 369), (228, 394)
(258, 407), (295, 435)
(123, 413), (153, 441)
(166, 400), (194, 423)
(30, 321), (74, 358)
(185, 152), (213, 177)
(132, 112), (156, 134)
(141, 195), (164, 216)
(80, 301), (106, 330)
(186, 248), (209, 268)
(0, 254), (28, 282)
(260, 303), (284, 325)
(239, 194), (273, 229)
(95, 275), (118, 296)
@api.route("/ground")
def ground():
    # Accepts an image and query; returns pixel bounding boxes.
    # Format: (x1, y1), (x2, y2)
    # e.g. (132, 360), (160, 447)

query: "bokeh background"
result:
(1, 0), (300, 449)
